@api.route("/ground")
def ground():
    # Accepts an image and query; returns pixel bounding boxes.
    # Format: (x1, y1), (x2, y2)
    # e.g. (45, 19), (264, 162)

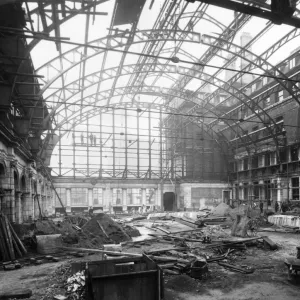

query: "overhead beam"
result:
(186, 0), (300, 27)
(43, 9), (108, 15)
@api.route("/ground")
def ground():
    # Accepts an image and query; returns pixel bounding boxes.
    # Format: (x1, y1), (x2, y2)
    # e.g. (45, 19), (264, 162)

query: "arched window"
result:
(21, 176), (26, 192)
(14, 170), (19, 191)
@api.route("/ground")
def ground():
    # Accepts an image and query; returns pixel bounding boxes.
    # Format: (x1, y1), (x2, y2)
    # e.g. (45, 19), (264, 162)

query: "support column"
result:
(277, 178), (289, 203)
(42, 196), (48, 216)
(15, 192), (22, 224)
(122, 188), (127, 211)
(88, 188), (93, 208)
(22, 193), (31, 221)
(157, 185), (162, 209)
(10, 191), (15, 223)
(34, 195), (40, 219)
(104, 184), (112, 211)
(3, 190), (12, 220)
(66, 188), (71, 213)
(142, 188), (147, 206)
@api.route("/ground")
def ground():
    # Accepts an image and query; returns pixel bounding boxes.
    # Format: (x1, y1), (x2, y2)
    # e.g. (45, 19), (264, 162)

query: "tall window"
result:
(71, 188), (88, 206)
(127, 188), (142, 205)
(93, 188), (103, 205)
(278, 90), (284, 102)
(290, 146), (298, 161)
(146, 188), (155, 204)
(291, 177), (299, 200)
(290, 58), (295, 69)
(55, 188), (66, 207)
(112, 188), (123, 205)
(270, 152), (277, 165)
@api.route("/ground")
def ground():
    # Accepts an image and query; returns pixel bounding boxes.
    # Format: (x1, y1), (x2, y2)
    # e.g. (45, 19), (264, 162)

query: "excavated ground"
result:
(1, 227), (300, 300)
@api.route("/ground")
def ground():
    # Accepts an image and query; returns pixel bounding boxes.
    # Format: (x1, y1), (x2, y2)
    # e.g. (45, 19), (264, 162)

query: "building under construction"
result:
(1, 0), (300, 221)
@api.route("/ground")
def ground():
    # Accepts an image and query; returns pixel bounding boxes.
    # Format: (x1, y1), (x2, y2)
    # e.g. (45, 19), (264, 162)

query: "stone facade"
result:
(52, 177), (229, 213)
(0, 141), (55, 223)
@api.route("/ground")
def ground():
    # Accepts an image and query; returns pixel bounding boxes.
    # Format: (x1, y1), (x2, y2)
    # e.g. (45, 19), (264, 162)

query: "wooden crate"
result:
(84, 255), (163, 300)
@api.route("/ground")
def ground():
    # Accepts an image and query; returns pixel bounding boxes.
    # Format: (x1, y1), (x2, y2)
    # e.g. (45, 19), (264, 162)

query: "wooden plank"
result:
(155, 227), (170, 234)
(12, 237), (23, 258)
(149, 255), (178, 262)
(8, 221), (27, 254)
(205, 236), (265, 248)
(0, 217), (9, 261)
(262, 236), (278, 250)
(0, 288), (32, 300)
(157, 263), (175, 269)
(60, 246), (142, 257)
(97, 221), (110, 239)
(171, 217), (199, 228)
(91, 270), (157, 279)
(170, 228), (204, 234)
(145, 247), (187, 255)
(0, 216), (15, 260)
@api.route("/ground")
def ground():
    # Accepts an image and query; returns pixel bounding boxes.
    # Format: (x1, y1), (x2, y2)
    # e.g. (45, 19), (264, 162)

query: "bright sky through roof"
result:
(23, 0), (300, 176)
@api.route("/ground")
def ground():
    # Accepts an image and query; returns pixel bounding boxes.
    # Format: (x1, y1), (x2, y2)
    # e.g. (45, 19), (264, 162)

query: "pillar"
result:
(104, 185), (112, 210)
(66, 188), (71, 213)
(34, 195), (40, 219)
(157, 185), (162, 209)
(15, 192), (22, 223)
(88, 188), (93, 208)
(9, 191), (15, 222)
(22, 192), (32, 221)
(3, 191), (12, 220)
(122, 188), (127, 211)
(142, 188), (147, 206)
(277, 178), (289, 203)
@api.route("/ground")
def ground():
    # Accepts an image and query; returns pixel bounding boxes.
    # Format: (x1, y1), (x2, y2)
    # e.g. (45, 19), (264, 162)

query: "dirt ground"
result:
(164, 231), (300, 300)
(0, 230), (300, 299)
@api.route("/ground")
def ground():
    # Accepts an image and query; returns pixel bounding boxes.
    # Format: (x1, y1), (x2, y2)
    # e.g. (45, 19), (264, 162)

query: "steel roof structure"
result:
(5, 0), (300, 179)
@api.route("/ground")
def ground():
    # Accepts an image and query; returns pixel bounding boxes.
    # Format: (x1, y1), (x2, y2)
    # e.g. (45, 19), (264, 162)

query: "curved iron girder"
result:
(106, 0), (190, 106)
(172, 24), (274, 111)
(44, 61), (278, 150)
(200, 34), (300, 106)
(43, 47), (233, 118)
(25, 29), (202, 127)
(174, 11), (227, 31)
(175, 28), (300, 141)
(11, 0), (109, 126)
(163, 12), (252, 105)
(189, 28), (300, 126)
(35, 29), (202, 89)
(46, 84), (256, 154)
(40, 103), (229, 164)
(44, 55), (202, 107)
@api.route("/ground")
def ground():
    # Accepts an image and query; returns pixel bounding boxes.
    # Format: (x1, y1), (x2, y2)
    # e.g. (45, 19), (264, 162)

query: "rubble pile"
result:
(211, 203), (231, 216)
(65, 271), (86, 299)
(81, 213), (132, 244)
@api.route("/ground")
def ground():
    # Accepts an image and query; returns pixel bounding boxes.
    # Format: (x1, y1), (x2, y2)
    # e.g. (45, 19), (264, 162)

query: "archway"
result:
(163, 192), (176, 211)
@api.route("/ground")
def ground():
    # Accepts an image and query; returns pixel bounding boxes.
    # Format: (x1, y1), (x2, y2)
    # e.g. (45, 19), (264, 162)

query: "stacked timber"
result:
(0, 214), (27, 261)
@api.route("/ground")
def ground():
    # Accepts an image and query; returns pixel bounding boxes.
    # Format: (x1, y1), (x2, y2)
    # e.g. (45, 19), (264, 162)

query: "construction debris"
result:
(0, 214), (27, 262)
(65, 270), (86, 300)
(82, 213), (132, 244)
(0, 288), (32, 300)
(262, 236), (278, 250)
(231, 215), (250, 237)
(218, 261), (255, 274)
(36, 234), (62, 254)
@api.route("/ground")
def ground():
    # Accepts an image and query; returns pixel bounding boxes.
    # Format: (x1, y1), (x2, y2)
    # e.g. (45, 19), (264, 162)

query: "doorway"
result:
(222, 190), (231, 205)
(163, 192), (176, 211)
